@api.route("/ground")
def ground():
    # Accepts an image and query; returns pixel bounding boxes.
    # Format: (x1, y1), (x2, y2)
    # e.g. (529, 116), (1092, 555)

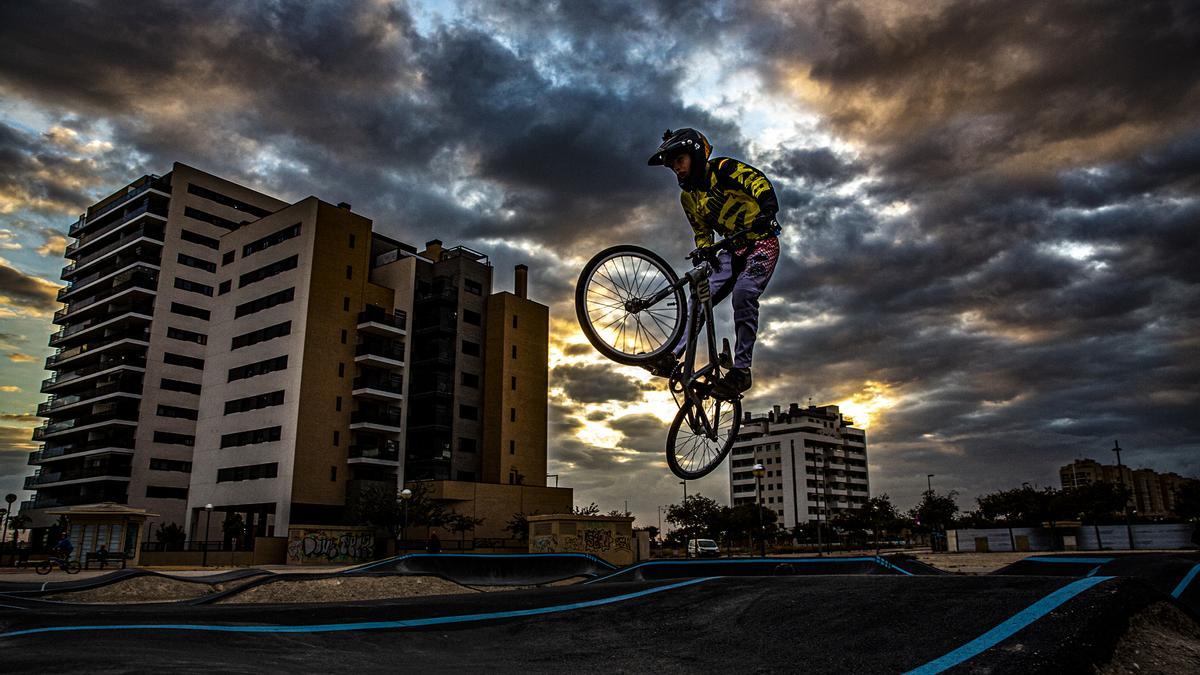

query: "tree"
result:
(665, 495), (722, 542)
(573, 502), (600, 516)
(447, 513), (485, 547)
(1174, 480), (1200, 521)
(505, 512), (530, 540)
(154, 522), (187, 550)
(910, 490), (959, 544)
(644, 525), (660, 542)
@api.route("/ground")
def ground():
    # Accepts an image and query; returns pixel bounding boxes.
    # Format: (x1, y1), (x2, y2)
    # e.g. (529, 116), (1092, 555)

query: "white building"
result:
(728, 403), (869, 530)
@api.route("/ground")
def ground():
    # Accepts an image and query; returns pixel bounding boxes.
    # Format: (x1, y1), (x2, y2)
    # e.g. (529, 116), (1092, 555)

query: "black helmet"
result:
(647, 128), (712, 167)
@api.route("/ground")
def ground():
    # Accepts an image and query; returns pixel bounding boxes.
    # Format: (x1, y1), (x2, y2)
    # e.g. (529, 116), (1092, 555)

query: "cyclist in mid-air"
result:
(645, 128), (781, 398)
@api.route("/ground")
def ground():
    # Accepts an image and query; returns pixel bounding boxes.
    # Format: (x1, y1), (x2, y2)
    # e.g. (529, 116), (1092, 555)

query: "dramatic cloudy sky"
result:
(0, 0), (1197, 526)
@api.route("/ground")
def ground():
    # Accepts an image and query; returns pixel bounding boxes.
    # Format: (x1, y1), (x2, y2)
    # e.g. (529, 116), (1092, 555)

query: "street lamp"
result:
(1112, 440), (1135, 550)
(202, 504), (213, 567)
(926, 474), (934, 494)
(400, 488), (413, 554)
(679, 481), (689, 558)
(753, 463), (766, 558)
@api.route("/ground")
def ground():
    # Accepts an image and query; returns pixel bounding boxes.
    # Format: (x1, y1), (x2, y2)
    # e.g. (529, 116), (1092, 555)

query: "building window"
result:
(216, 462), (278, 483)
(463, 309), (481, 326)
(153, 431), (195, 446)
(160, 378), (202, 395)
(510, 408), (516, 422)
(224, 390), (285, 415)
(333, 430), (340, 446)
(239, 254), (298, 288)
(348, 233), (356, 249)
(509, 440), (515, 455)
(511, 376), (516, 391)
(223, 250), (235, 265)
(330, 466), (338, 481)
(166, 326), (207, 345)
(465, 279), (482, 295)
(231, 321), (291, 350)
(335, 396), (342, 412)
(149, 458), (192, 473)
(511, 345), (517, 359)
(218, 280), (231, 295)
(459, 437), (477, 453)
(220, 426), (282, 448)
(340, 329), (347, 344)
(163, 352), (205, 370)
(145, 486), (188, 500)
(235, 287), (295, 318)
(343, 296), (350, 311)
(180, 228), (220, 250)
(174, 277), (213, 297)
(338, 362), (345, 377)
(177, 252), (216, 274)
(462, 340), (480, 357)
(459, 405), (478, 421)
(345, 265), (353, 280)
(184, 206), (240, 231)
(156, 404), (198, 420)
(460, 372), (479, 388)
(512, 314), (518, 329)
(227, 354), (288, 382)
(243, 223), (301, 257)
(170, 302), (210, 321)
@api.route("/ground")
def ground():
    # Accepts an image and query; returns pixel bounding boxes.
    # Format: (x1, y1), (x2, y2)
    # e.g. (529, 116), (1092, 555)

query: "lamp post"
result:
(926, 474), (934, 494)
(680, 481), (689, 558)
(753, 463), (766, 558)
(400, 488), (413, 554)
(2, 492), (14, 564)
(202, 504), (213, 567)
(1112, 440), (1135, 550)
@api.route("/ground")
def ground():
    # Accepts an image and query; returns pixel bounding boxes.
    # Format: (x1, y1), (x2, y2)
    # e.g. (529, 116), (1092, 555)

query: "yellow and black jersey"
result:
(681, 157), (779, 248)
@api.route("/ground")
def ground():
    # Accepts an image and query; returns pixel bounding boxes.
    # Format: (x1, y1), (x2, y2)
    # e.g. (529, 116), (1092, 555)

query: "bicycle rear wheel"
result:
(35, 561), (52, 575)
(575, 245), (686, 365)
(64, 560), (81, 574)
(666, 394), (741, 480)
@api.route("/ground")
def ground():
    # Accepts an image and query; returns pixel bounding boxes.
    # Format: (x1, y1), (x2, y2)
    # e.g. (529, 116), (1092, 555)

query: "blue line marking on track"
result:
(873, 556), (915, 576)
(1172, 563), (1200, 599)
(0, 576), (716, 640)
(904, 576), (1113, 675)
(1022, 557), (1114, 564)
(583, 557), (888, 584)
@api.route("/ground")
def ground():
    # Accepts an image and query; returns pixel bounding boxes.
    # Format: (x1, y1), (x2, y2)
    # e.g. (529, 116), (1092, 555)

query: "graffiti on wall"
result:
(531, 534), (558, 553)
(287, 528), (374, 564)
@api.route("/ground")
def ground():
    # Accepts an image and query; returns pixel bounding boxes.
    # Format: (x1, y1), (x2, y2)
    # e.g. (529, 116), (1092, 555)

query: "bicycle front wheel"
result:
(35, 561), (52, 575)
(64, 560), (81, 574)
(575, 245), (686, 365)
(666, 394), (741, 480)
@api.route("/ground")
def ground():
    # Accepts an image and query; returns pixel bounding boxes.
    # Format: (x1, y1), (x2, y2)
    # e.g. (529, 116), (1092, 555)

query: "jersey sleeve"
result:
(714, 158), (779, 220)
(682, 192), (714, 248)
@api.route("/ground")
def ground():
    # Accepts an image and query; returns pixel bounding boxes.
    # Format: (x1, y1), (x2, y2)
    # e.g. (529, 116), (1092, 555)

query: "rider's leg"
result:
(672, 249), (738, 362)
(728, 237), (780, 369)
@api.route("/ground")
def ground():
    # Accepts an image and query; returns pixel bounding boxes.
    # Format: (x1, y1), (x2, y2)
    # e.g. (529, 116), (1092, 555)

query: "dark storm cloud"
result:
(552, 363), (643, 404)
(0, 259), (58, 311)
(0, 0), (1196, 516)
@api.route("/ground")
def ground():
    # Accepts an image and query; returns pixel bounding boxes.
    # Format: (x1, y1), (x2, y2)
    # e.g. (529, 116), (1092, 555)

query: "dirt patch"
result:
(1098, 602), (1200, 674)
(911, 552), (1031, 575)
(470, 575), (589, 592)
(48, 576), (225, 603)
(219, 575), (477, 604)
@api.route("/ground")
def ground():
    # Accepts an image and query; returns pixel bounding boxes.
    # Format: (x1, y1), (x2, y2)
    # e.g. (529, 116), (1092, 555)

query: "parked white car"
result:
(687, 538), (720, 557)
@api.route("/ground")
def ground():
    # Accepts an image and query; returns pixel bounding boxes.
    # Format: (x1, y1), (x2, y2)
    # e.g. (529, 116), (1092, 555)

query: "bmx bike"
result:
(575, 232), (754, 480)
(35, 555), (81, 575)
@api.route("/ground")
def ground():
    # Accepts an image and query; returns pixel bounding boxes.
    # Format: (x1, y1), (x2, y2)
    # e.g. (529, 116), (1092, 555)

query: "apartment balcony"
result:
(65, 222), (166, 276)
(357, 307), (408, 337)
(350, 409), (403, 433)
(31, 407), (140, 441)
(24, 464), (133, 489)
(41, 354), (147, 393)
(347, 443), (401, 464)
(37, 380), (143, 417)
(45, 328), (151, 370)
(48, 305), (154, 347)
(53, 271), (158, 325)
(72, 175), (170, 237)
(65, 197), (167, 258)
(59, 257), (162, 301)
(30, 438), (137, 465)
(352, 375), (405, 401)
(22, 492), (129, 511)
(354, 339), (405, 369)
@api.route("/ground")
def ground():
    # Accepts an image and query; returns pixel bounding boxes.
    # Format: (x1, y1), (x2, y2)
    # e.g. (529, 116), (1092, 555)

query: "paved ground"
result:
(0, 552), (1196, 673)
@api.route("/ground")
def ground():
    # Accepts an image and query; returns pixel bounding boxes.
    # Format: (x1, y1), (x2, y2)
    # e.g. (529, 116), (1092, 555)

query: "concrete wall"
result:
(286, 525), (375, 565)
(949, 524), (1196, 552)
(139, 536), (287, 567)
(528, 515), (635, 565)
(418, 479), (573, 540)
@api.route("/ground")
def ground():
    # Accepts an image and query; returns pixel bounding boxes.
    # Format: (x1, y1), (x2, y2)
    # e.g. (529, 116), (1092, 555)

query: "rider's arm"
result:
(713, 158), (779, 225)
(681, 193), (714, 248)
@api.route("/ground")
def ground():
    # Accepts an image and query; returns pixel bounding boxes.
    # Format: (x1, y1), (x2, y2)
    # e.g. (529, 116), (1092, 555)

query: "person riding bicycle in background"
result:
(53, 531), (74, 559)
(646, 128), (781, 398)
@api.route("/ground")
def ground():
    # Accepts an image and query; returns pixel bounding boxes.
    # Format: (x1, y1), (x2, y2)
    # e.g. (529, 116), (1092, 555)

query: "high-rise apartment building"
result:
(728, 403), (869, 529)
(1059, 458), (1194, 518)
(23, 162), (567, 549)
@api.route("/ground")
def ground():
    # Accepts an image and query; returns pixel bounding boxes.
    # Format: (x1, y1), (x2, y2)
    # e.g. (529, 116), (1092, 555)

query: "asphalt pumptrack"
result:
(1, 552), (1198, 673)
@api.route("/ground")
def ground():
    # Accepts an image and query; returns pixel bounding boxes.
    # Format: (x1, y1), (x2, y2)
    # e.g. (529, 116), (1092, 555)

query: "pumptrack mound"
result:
(0, 552), (1196, 673)
(348, 552), (617, 585)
